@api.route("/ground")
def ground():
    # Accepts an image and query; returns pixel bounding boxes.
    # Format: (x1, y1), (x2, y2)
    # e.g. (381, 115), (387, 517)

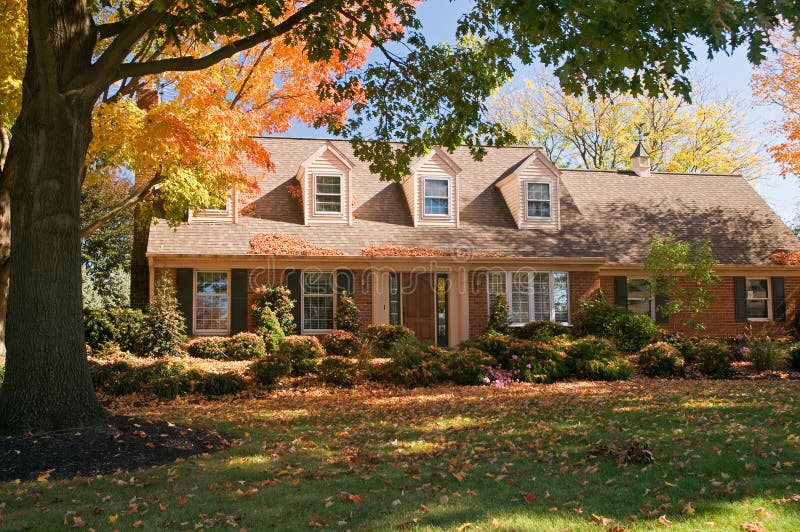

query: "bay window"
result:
(487, 270), (570, 324)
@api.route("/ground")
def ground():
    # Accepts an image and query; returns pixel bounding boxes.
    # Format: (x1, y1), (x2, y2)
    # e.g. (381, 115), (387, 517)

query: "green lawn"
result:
(2, 379), (800, 530)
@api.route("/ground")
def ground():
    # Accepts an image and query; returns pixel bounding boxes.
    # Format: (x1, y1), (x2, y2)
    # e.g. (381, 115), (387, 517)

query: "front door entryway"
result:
(402, 272), (435, 343)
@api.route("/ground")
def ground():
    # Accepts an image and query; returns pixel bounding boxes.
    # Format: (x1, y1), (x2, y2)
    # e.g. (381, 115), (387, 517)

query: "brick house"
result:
(138, 137), (800, 345)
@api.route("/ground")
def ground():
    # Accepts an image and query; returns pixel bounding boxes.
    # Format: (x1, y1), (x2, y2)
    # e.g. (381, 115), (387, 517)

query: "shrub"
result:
(186, 337), (228, 360)
(253, 305), (285, 353)
(510, 341), (570, 383)
(196, 372), (247, 396)
(638, 342), (684, 377)
(335, 291), (363, 334)
(444, 347), (495, 385)
(249, 354), (291, 387)
(364, 324), (416, 357)
(322, 330), (361, 357)
(745, 337), (786, 371)
(788, 343), (800, 371)
(226, 333), (267, 360)
(93, 340), (128, 358)
(487, 294), (510, 332)
(609, 313), (662, 353)
(508, 320), (570, 342)
(278, 335), (324, 376)
(253, 284), (296, 335)
(318, 356), (358, 387)
(84, 307), (146, 354)
(571, 292), (622, 337)
(661, 332), (698, 364)
(471, 332), (517, 367)
(566, 336), (618, 361)
(385, 336), (448, 387)
(580, 358), (635, 381)
(695, 338), (733, 378)
(142, 276), (187, 357)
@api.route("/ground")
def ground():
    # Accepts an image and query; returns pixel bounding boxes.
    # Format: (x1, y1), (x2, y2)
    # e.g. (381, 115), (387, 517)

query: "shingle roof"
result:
(147, 137), (800, 265)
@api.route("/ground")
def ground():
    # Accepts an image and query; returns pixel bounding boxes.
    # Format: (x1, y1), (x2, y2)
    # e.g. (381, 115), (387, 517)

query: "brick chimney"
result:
(631, 140), (651, 177)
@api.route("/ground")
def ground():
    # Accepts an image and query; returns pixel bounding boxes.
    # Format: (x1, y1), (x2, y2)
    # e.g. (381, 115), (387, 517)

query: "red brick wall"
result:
(568, 271), (600, 318)
(351, 270), (373, 330)
(468, 271), (488, 338)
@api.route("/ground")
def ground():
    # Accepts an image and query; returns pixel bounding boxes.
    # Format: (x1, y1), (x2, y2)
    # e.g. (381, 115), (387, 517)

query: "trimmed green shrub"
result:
(789, 343), (800, 371)
(609, 313), (662, 353)
(253, 284), (296, 335)
(335, 291), (363, 334)
(571, 292), (623, 337)
(278, 335), (324, 376)
(638, 342), (684, 377)
(364, 324), (416, 356)
(385, 336), (448, 387)
(197, 372), (247, 396)
(745, 337), (786, 371)
(84, 307), (146, 354)
(444, 347), (495, 386)
(226, 332), (267, 360)
(566, 335), (618, 362)
(661, 332), (698, 364)
(318, 356), (358, 387)
(253, 305), (285, 353)
(580, 358), (635, 381)
(508, 320), (570, 341)
(322, 329), (361, 357)
(488, 293), (510, 332)
(186, 337), (228, 359)
(249, 354), (291, 387)
(471, 332), (517, 367)
(142, 276), (187, 357)
(695, 338), (733, 378)
(511, 341), (570, 383)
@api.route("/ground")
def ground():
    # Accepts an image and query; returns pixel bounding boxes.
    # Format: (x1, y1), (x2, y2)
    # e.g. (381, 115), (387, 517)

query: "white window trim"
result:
(746, 277), (771, 321)
(627, 278), (657, 320)
(191, 189), (235, 221)
(524, 180), (553, 221)
(193, 270), (230, 336)
(312, 173), (344, 216)
(487, 270), (570, 325)
(301, 271), (336, 334)
(422, 177), (451, 218)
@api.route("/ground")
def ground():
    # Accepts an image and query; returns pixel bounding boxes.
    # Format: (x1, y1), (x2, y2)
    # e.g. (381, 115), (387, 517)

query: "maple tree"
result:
(489, 74), (763, 175)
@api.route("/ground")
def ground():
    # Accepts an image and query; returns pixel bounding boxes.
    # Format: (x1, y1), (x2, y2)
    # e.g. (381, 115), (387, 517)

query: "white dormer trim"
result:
(189, 187), (237, 223)
(296, 141), (354, 226)
(402, 147), (461, 227)
(496, 149), (561, 230)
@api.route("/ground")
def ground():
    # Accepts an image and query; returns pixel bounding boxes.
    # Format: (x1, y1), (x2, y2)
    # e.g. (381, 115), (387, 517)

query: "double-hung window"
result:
(627, 278), (655, 318)
(526, 182), (551, 219)
(314, 175), (342, 214)
(423, 178), (450, 216)
(746, 278), (770, 319)
(195, 271), (229, 334)
(487, 271), (569, 324)
(303, 271), (335, 332)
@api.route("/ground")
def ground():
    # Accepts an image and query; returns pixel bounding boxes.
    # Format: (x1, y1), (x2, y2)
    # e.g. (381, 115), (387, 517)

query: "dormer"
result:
(496, 149), (560, 229)
(296, 142), (355, 225)
(401, 147), (462, 227)
(189, 188), (238, 223)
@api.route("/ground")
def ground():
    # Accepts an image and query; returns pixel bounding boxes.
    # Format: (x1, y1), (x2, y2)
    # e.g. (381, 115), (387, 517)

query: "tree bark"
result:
(0, 0), (105, 433)
(0, 127), (11, 360)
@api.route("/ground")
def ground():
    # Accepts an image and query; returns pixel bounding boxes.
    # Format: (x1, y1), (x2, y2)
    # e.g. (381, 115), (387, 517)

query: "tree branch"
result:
(81, 169), (164, 238)
(114, 1), (327, 81)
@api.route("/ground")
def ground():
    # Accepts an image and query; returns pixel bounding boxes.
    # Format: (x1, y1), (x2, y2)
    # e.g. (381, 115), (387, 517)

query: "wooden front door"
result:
(403, 273), (435, 343)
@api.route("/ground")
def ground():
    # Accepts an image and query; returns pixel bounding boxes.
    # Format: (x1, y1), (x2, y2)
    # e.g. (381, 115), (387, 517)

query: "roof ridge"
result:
(560, 167), (743, 177)
(252, 136), (544, 150)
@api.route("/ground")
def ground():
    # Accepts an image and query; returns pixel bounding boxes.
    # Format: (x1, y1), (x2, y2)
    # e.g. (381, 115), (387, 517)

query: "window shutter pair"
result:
(733, 276), (785, 322)
(175, 268), (249, 335)
(613, 276), (668, 324)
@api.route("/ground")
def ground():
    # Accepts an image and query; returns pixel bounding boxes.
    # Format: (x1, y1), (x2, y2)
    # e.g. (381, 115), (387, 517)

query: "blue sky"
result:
(283, 0), (800, 225)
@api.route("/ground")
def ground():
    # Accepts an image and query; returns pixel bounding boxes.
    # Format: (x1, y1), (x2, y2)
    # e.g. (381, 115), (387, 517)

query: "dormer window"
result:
(423, 178), (450, 216)
(314, 174), (342, 215)
(525, 182), (551, 219)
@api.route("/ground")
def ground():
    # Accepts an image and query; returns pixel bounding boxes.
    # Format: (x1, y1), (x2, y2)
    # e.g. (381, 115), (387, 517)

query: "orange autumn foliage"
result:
(249, 233), (344, 256)
(362, 245), (513, 257)
(768, 251), (800, 265)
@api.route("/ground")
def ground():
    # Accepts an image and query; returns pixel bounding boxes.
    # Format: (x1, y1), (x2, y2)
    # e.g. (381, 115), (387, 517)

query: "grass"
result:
(2, 379), (800, 530)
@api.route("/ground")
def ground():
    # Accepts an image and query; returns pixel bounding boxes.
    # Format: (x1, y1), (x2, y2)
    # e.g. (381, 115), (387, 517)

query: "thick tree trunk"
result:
(0, 127), (10, 360)
(0, 1), (105, 433)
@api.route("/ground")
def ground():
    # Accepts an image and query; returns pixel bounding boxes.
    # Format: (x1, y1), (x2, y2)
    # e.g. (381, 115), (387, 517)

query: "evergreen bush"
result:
(335, 291), (363, 334)
(638, 342), (684, 377)
(252, 284), (296, 335)
(141, 276), (187, 357)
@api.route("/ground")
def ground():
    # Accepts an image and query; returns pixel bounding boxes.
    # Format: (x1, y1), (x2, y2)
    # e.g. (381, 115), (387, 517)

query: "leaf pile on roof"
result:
(362, 245), (513, 258)
(768, 251), (800, 265)
(249, 233), (344, 256)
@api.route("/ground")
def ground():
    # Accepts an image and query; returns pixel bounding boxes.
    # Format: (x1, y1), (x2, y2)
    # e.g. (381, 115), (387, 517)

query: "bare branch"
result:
(81, 169), (165, 237)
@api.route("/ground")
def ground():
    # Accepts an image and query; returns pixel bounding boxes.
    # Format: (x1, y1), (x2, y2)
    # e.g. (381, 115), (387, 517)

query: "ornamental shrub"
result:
(695, 338), (733, 378)
(186, 336), (228, 360)
(609, 312), (662, 353)
(571, 292), (623, 337)
(661, 332), (698, 364)
(226, 332), (267, 360)
(565, 336), (619, 362)
(788, 343), (800, 371)
(638, 342), (684, 377)
(335, 291), (363, 334)
(364, 324), (416, 356)
(745, 337), (786, 371)
(254, 305), (285, 353)
(318, 356), (358, 387)
(472, 332), (517, 367)
(580, 358), (635, 381)
(249, 354), (291, 387)
(142, 276), (187, 357)
(509, 341), (570, 383)
(385, 336), (448, 387)
(84, 307), (146, 354)
(487, 294), (510, 332)
(508, 320), (571, 342)
(322, 329), (361, 357)
(253, 284), (296, 335)
(444, 347), (495, 386)
(278, 335), (325, 376)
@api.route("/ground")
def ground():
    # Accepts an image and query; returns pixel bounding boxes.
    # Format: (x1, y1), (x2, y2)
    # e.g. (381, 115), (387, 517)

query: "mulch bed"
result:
(0, 415), (231, 482)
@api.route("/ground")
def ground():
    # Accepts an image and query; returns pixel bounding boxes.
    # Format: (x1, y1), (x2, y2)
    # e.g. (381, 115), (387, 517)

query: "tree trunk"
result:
(0, 127), (10, 360)
(0, 1), (105, 433)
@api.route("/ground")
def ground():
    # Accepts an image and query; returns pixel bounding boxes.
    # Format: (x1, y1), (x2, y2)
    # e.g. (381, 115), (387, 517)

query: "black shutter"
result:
(284, 268), (302, 333)
(655, 294), (669, 324)
(336, 269), (354, 295)
(772, 277), (786, 322)
(613, 276), (628, 309)
(176, 268), (194, 333)
(230, 269), (248, 334)
(734, 276), (747, 323)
